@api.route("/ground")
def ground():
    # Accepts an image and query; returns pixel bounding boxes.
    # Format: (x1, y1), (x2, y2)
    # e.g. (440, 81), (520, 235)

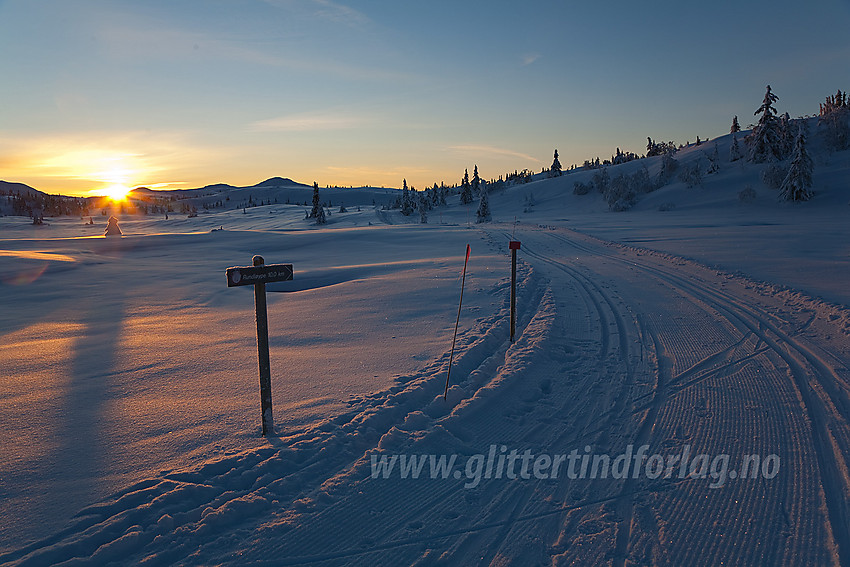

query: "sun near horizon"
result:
(86, 159), (141, 202)
(100, 183), (132, 202)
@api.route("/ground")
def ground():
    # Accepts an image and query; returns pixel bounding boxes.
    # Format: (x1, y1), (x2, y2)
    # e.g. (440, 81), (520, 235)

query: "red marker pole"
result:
(444, 244), (471, 400)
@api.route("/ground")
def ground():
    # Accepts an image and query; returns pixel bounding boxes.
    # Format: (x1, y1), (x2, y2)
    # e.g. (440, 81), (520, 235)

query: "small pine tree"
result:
(706, 143), (720, 173)
(471, 165), (481, 194)
(656, 152), (678, 187)
(401, 179), (414, 216)
(779, 112), (793, 157)
(310, 182), (321, 218)
(476, 181), (491, 222)
(731, 115), (741, 134)
(550, 149), (562, 176)
(779, 126), (814, 202)
(418, 194), (428, 223)
(730, 134), (743, 162)
(460, 169), (473, 204)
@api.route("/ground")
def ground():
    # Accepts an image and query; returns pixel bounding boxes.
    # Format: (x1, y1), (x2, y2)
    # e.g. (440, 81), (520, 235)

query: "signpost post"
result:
(226, 256), (293, 436)
(509, 241), (521, 342)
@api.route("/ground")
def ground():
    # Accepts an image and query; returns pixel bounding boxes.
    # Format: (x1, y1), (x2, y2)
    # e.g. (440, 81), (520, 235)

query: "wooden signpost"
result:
(226, 256), (293, 436)
(509, 241), (521, 342)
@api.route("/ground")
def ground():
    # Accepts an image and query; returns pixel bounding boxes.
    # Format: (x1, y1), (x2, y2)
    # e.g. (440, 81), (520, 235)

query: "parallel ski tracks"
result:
(542, 227), (850, 567)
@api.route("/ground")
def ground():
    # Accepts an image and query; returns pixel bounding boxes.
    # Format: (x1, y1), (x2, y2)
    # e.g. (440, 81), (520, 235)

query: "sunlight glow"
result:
(102, 183), (132, 202)
(95, 162), (136, 201)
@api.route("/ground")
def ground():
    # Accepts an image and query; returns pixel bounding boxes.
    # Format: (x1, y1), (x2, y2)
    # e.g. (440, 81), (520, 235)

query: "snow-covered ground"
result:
(2, 129), (850, 565)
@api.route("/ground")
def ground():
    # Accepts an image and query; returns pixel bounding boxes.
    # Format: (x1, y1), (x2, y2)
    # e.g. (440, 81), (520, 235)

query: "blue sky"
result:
(1, 0), (849, 196)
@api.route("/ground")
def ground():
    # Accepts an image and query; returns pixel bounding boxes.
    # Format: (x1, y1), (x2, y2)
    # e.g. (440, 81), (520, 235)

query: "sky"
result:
(1, 0), (849, 197)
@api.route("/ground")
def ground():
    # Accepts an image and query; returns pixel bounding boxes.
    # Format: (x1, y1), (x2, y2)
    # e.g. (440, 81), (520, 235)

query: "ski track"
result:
(3, 225), (850, 566)
(542, 227), (850, 566)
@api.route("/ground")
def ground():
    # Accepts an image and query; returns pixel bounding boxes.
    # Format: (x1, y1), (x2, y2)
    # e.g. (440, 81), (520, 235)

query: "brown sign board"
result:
(227, 264), (293, 287)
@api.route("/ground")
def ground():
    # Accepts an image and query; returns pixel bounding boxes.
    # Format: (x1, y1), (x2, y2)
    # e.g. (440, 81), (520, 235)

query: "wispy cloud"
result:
(260, 0), (371, 27)
(448, 145), (544, 164)
(310, 0), (371, 27)
(94, 7), (415, 84)
(522, 53), (541, 66)
(250, 110), (369, 132)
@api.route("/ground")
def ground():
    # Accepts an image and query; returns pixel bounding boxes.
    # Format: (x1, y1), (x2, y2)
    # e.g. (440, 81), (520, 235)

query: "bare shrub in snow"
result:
(705, 144), (720, 173)
(591, 168), (610, 195)
(630, 166), (654, 194)
(573, 181), (592, 195)
(738, 185), (757, 203)
(761, 164), (787, 190)
(604, 173), (636, 211)
(730, 134), (743, 162)
(656, 151), (679, 187)
(678, 161), (703, 188)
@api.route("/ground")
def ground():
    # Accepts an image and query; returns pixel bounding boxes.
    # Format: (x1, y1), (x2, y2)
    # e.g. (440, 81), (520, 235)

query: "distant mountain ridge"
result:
(1, 177), (311, 199)
(253, 177), (309, 188)
(0, 180), (46, 197)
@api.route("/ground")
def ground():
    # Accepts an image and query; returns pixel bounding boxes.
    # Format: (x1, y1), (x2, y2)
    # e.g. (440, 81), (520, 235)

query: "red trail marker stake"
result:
(444, 244), (471, 400)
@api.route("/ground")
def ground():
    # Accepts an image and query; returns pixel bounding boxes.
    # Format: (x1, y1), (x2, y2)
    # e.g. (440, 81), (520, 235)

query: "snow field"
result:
(2, 125), (850, 564)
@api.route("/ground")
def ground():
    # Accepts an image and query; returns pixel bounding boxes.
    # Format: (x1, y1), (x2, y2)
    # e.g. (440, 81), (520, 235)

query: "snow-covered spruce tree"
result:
(573, 181), (592, 195)
(550, 149), (562, 177)
(431, 183), (440, 207)
(418, 194), (428, 223)
(459, 169), (473, 205)
(706, 143), (720, 173)
(779, 112), (794, 157)
(747, 85), (785, 163)
(476, 180), (491, 222)
(604, 173), (636, 211)
(591, 168), (610, 195)
(678, 160), (703, 188)
(471, 165), (481, 195)
(311, 184), (327, 225)
(818, 89), (850, 151)
(656, 151), (679, 187)
(731, 115), (741, 134)
(646, 138), (676, 157)
(730, 134), (743, 162)
(630, 166), (653, 194)
(739, 185), (757, 203)
(779, 125), (814, 202)
(310, 182), (322, 218)
(401, 179), (414, 216)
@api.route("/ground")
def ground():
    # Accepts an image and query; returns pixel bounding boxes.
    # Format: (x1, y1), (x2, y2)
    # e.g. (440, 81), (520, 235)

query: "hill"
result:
(0, 180), (45, 197)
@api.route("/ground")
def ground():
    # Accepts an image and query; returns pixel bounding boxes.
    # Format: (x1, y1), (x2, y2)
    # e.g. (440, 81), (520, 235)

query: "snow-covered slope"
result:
(1, 119), (850, 565)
